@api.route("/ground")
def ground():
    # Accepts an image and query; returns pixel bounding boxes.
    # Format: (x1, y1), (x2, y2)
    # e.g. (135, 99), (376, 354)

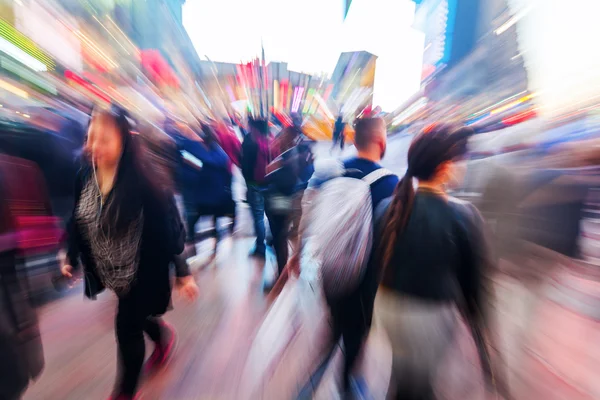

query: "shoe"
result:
(144, 321), (176, 374)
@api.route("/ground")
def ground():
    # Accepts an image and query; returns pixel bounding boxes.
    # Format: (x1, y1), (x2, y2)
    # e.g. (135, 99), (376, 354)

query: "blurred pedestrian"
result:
(61, 106), (197, 400)
(241, 118), (271, 258)
(264, 126), (314, 285)
(374, 125), (493, 399)
(180, 123), (236, 255)
(318, 117), (398, 395)
(332, 115), (344, 151)
(0, 156), (45, 400)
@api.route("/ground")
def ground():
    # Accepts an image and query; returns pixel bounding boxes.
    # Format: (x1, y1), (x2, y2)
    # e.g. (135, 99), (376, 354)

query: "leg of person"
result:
(229, 204), (236, 235)
(143, 317), (176, 373)
(213, 215), (220, 253)
(247, 185), (266, 256)
(115, 298), (147, 397)
(185, 204), (201, 244)
(339, 293), (369, 395)
(267, 212), (289, 275)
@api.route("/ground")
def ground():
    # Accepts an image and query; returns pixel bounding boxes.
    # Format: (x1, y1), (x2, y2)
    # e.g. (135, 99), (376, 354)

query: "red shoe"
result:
(144, 321), (176, 374)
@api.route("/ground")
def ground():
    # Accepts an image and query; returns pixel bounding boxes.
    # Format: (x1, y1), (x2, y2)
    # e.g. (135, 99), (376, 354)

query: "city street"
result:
(26, 136), (538, 399)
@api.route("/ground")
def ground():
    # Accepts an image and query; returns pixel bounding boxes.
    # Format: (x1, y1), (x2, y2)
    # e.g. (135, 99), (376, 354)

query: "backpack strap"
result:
(362, 168), (394, 186)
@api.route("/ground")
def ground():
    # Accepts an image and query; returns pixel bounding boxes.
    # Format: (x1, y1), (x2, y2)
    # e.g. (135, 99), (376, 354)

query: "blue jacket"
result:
(176, 138), (233, 206)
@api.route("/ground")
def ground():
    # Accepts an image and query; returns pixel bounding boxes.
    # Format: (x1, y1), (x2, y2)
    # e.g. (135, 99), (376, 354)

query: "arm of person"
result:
(62, 168), (86, 278)
(457, 202), (489, 326)
(143, 183), (185, 257)
(173, 254), (198, 302)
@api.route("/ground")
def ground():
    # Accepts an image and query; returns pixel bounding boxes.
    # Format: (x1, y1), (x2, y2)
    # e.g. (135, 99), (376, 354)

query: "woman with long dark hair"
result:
(374, 124), (491, 399)
(60, 105), (198, 400)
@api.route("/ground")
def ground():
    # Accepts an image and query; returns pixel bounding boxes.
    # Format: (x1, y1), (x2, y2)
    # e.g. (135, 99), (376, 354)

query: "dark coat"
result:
(0, 164), (44, 399)
(67, 166), (185, 316)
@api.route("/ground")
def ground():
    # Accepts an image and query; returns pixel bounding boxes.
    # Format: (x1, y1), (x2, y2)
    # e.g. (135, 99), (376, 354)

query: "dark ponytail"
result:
(378, 124), (474, 274)
(380, 174), (414, 274)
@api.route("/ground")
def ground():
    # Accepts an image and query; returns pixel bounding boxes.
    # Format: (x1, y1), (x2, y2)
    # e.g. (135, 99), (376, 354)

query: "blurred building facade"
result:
(405, 0), (530, 129)
(329, 51), (377, 119)
(194, 59), (329, 119)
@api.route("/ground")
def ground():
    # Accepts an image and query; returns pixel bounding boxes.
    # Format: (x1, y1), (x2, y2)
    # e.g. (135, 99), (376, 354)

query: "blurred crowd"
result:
(2, 1), (600, 398)
(2, 98), (600, 399)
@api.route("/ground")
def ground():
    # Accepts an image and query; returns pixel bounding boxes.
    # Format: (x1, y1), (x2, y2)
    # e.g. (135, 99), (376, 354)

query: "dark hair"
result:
(248, 117), (269, 136)
(200, 122), (218, 146)
(379, 124), (473, 270)
(353, 117), (384, 149)
(88, 105), (160, 232)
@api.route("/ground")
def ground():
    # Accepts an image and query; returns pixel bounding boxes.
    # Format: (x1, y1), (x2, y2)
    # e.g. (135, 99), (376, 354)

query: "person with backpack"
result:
(241, 118), (271, 258)
(299, 117), (398, 395)
(264, 126), (314, 285)
(374, 124), (492, 399)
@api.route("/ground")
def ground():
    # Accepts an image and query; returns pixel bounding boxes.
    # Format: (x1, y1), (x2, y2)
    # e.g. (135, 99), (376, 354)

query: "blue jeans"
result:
(246, 184), (266, 252)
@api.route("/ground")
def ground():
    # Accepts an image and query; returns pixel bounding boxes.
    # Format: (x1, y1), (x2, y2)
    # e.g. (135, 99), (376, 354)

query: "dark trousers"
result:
(324, 258), (380, 393)
(115, 296), (163, 396)
(185, 201), (236, 243)
(327, 295), (369, 392)
(247, 185), (266, 253)
(265, 209), (290, 274)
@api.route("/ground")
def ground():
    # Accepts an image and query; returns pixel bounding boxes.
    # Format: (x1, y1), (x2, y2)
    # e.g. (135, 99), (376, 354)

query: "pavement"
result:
(23, 136), (590, 399)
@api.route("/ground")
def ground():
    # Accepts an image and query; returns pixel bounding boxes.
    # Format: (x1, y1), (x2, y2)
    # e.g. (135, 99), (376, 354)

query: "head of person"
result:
(248, 117), (269, 137)
(200, 122), (218, 146)
(353, 117), (388, 161)
(380, 123), (473, 267)
(85, 105), (150, 231)
(85, 105), (135, 171)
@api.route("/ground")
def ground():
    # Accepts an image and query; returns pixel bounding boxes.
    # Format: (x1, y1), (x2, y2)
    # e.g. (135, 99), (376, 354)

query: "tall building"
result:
(409, 0), (528, 124)
(329, 51), (377, 117)
(114, 0), (202, 80)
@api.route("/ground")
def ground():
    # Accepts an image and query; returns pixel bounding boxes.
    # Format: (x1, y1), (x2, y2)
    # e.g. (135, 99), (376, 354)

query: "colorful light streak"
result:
(291, 86), (304, 113)
(0, 18), (54, 70)
(64, 70), (110, 104)
(0, 56), (56, 94)
(0, 79), (28, 98)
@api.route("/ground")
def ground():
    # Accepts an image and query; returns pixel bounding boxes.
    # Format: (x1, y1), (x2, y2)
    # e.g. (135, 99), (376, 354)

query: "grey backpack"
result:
(302, 160), (393, 298)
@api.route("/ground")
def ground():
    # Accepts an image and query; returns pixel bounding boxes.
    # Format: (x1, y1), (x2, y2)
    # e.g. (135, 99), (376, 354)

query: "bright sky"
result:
(183, 0), (424, 111)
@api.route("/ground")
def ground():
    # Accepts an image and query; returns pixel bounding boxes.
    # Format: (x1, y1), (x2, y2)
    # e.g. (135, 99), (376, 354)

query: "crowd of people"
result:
(7, 100), (598, 400)
(0, 103), (498, 400)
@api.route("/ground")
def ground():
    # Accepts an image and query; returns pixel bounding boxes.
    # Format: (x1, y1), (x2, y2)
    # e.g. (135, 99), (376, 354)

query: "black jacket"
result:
(67, 166), (185, 315)
(377, 190), (489, 323)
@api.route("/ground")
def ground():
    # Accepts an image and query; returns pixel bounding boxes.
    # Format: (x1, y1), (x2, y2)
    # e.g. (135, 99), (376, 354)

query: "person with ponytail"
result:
(60, 105), (197, 400)
(373, 124), (492, 399)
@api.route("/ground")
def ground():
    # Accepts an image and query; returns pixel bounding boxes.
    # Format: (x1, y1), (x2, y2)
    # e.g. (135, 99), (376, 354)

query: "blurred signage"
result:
(414, 0), (456, 81)
(15, 1), (82, 72)
(140, 50), (179, 88)
(0, 56), (56, 94)
(0, 18), (54, 71)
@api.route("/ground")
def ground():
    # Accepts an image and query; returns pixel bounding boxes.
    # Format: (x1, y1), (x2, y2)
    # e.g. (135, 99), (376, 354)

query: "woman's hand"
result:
(58, 249), (73, 278)
(176, 275), (199, 302)
(61, 264), (73, 279)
